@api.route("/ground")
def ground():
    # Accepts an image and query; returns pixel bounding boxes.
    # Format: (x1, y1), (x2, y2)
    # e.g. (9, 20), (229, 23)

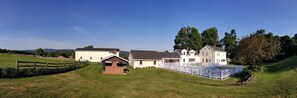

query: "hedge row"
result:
(0, 61), (89, 78)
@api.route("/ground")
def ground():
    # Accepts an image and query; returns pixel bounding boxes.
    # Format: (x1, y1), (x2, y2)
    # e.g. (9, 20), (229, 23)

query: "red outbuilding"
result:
(101, 55), (129, 74)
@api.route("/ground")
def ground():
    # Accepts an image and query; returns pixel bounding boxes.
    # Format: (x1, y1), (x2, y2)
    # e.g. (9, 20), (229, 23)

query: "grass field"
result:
(0, 54), (297, 97)
(0, 53), (71, 68)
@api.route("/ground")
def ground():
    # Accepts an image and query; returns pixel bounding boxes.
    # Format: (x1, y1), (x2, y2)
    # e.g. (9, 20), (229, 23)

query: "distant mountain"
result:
(24, 49), (129, 54)
(24, 49), (73, 53)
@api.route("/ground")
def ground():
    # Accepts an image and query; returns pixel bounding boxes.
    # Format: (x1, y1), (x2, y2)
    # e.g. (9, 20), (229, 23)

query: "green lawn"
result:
(0, 54), (297, 97)
(0, 53), (72, 68)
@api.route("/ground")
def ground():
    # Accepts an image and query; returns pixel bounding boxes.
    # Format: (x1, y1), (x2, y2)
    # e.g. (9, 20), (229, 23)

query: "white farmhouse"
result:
(75, 48), (120, 62)
(199, 45), (227, 65)
(174, 49), (200, 66)
(128, 45), (227, 68)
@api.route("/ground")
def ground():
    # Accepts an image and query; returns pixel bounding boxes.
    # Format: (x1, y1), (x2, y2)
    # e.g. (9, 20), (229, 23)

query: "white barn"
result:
(75, 48), (120, 62)
(128, 50), (180, 68)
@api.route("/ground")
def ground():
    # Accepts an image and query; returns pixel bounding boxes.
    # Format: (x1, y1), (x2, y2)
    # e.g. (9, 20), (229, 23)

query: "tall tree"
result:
(201, 27), (219, 46)
(174, 26), (202, 50)
(279, 35), (296, 56)
(235, 30), (280, 72)
(35, 48), (44, 56)
(221, 29), (237, 59)
(84, 45), (94, 48)
(70, 50), (75, 58)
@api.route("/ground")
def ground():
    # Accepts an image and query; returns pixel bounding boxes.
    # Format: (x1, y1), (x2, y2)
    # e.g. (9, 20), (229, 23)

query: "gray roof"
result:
(131, 50), (180, 59)
(75, 48), (119, 51)
(207, 45), (225, 52)
(174, 49), (199, 55)
(157, 52), (180, 58)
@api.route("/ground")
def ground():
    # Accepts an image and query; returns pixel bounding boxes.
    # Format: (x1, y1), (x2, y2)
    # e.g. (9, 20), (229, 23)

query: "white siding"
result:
(132, 60), (161, 68)
(199, 45), (227, 65)
(199, 46), (215, 63)
(75, 51), (119, 62)
(214, 51), (227, 65)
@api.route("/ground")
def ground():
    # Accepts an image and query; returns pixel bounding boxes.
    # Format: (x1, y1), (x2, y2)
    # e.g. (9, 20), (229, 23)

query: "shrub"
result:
(3, 68), (18, 78)
(18, 68), (34, 77)
(0, 68), (3, 78)
(0, 61), (90, 78)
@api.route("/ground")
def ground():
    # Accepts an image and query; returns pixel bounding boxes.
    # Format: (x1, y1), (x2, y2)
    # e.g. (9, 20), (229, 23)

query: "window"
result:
(206, 52), (208, 56)
(217, 53), (220, 56)
(206, 59), (208, 62)
(90, 57), (92, 60)
(109, 51), (112, 53)
(202, 59), (204, 62)
(100, 57), (103, 60)
(140, 60), (142, 65)
(80, 56), (82, 59)
(202, 52), (204, 56)
(183, 59), (185, 62)
(183, 52), (185, 55)
(189, 58), (195, 62)
(209, 59), (211, 62)
(153, 61), (156, 65)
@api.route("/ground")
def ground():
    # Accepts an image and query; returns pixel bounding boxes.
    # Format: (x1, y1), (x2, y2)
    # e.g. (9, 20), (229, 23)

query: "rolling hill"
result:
(0, 54), (296, 97)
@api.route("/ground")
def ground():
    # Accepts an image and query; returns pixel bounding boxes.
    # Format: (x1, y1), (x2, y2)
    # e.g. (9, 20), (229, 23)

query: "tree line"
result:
(174, 26), (297, 72)
(34, 48), (75, 58)
(0, 48), (33, 55)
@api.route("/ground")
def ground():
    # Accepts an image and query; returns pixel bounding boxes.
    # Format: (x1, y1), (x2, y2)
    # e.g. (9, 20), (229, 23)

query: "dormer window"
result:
(183, 52), (185, 55)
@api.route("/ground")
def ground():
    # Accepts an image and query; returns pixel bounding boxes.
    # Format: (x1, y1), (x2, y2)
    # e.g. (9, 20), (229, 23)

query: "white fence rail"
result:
(159, 63), (243, 80)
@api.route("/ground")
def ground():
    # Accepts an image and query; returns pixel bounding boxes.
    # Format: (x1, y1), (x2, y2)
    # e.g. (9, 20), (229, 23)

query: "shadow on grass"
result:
(231, 70), (250, 82)
(265, 56), (297, 73)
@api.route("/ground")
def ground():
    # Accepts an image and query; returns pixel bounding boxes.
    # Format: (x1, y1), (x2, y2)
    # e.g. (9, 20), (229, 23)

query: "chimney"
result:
(112, 50), (117, 55)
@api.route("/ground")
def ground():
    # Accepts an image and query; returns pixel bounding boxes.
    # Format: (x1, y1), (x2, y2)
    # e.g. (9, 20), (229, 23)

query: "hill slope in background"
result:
(24, 49), (73, 53)
(0, 54), (296, 97)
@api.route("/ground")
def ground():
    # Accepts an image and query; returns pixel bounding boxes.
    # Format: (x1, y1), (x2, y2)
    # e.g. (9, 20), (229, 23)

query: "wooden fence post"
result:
(56, 63), (58, 69)
(16, 59), (18, 69)
(33, 61), (36, 69)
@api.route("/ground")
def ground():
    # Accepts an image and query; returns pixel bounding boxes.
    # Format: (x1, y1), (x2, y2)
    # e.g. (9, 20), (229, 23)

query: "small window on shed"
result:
(90, 57), (92, 60)
(101, 57), (103, 60)
(140, 61), (143, 65)
(153, 61), (156, 65)
(80, 56), (82, 59)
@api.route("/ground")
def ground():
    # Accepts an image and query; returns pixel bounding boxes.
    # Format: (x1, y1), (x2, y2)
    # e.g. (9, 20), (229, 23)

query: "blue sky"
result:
(0, 0), (297, 51)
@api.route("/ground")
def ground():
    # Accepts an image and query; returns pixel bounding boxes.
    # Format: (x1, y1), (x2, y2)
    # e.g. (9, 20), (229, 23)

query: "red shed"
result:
(101, 55), (129, 74)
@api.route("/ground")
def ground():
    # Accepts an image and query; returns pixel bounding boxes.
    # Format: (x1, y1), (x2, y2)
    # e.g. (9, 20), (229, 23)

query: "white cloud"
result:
(0, 37), (80, 50)
(71, 26), (91, 34)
